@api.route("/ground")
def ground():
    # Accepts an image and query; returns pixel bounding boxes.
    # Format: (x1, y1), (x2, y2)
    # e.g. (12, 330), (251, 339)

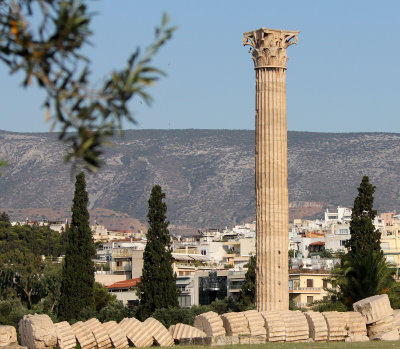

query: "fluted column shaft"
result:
(255, 67), (289, 311)
(243, 27), (298, 312)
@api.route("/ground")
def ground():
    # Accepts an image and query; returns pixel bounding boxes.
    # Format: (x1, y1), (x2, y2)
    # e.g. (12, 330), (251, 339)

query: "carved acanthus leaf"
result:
(243, 28), (299, 69)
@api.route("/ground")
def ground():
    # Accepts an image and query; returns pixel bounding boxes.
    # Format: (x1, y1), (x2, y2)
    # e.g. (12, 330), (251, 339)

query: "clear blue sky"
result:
(1, 0), (400, 133)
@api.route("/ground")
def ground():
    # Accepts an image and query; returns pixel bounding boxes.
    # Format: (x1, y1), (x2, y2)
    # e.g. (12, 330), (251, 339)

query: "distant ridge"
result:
(0, 129), (399, 232)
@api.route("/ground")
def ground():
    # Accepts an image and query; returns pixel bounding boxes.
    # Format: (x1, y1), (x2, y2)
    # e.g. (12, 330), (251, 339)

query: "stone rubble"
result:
(18, 314), (57, 349)
(304, 311), (328, 341)
(0, 326), (18, 347)
(119, 317), (154, 347)
(54, 321), (76, 349)
(14, 293), (400, 347)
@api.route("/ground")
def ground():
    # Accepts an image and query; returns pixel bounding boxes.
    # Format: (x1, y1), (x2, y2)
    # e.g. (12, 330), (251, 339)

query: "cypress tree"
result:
(137, 185), (178, 320)
(58, 172), (95, 320)
(345, 176), (382, 257)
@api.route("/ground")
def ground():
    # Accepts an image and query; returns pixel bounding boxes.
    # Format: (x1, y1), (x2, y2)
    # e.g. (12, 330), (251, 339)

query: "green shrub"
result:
(98, 300), (130, 323)
(312, 300), (348, 312)
(0, 298), (29, 327)
(152, 307), (193, 328)
(210, 297), (240, 314)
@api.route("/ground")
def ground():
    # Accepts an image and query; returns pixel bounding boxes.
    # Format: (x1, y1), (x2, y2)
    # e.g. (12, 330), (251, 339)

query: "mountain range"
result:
(0, 129), (399, 234)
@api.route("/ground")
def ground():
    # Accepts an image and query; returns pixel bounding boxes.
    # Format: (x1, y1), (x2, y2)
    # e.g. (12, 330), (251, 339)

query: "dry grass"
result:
(179, 342), (400, 349)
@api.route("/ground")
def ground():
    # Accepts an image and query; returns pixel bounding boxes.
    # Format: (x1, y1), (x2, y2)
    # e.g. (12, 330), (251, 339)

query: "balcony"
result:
(228, 283), (243, 292)
(113, 265), (132, 272)
(289, 287), (321, 294)
(178, 287), (192, 294)
(228, 270), (246, 278)
(295, 302), (313, 308)
(112, 248), (133, 258)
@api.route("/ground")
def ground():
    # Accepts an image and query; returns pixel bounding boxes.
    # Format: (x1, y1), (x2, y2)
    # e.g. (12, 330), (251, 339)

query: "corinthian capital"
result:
(243, 28), (299, 69)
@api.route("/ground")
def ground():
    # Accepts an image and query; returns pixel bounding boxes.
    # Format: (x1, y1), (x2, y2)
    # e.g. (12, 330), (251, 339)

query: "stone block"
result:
(18, 314), (57, 349)
(54, 321), (76, 349)
(102, 321), (128, 349)
(221, 312), (250, 336)
(322, 311), (347, 341)
(353, 294), (393, 324)
(261, 311), (285, 342)
(345, 335), (370, 342)
(169, 323), (206, 341)
(84, 318), (111, 349)
(340, 311), (367, 336)
(210, 336), (239, 346)
(119, 317), (153, 347)
(393, 309), (400, 333)
(371, 329), (399, 341)
(0, 326), (17, 347)
(281, 311), (309, 342)
(243, 310), (266, 337)
(367, 315), (395, 340)
(194, 312), (225, 337)
(71, 321), (96, 349)
(238, 335), (265, 344)
(142, 318), (174, 347)
(304, 311), (328, 341)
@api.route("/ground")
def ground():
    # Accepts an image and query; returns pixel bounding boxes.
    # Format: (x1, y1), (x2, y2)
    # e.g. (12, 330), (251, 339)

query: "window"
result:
(381, 242), (390, 251)
(386, 256), (395, 263)
(116, 261), (122, 267)
(201, 250), (207, 255)
(127, 300), (139, 309)
(323, 279), (328, 289)
(178, 295), (191, 308)
(340, 240), (347, 247)
(338, 229), (348, 235)
(307, 296), (314, 304)
(306, 279), (313, 288)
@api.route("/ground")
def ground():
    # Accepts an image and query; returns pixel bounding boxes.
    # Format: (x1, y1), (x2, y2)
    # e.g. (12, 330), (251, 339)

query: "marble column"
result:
(243, 28), (298, 311)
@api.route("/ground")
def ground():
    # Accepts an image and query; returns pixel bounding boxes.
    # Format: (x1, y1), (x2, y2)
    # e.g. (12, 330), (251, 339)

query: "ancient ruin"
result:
(10, 295), (400, 349)
(243, 27), (299, 311)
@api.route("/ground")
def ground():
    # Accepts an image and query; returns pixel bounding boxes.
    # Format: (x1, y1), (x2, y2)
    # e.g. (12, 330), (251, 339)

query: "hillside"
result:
(0, 130), (399, 233)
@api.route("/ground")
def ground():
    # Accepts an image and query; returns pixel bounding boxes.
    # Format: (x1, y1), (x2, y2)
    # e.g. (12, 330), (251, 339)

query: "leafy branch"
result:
(0, 0), (175, 171)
